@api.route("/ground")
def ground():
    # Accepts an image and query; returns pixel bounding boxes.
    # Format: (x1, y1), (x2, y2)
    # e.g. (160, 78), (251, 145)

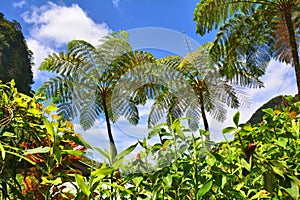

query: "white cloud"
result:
(22, 2), (111, 48)
(21, 2), (111, 81)
(27, 38), (54, 80)
(13, 0), (26, 8)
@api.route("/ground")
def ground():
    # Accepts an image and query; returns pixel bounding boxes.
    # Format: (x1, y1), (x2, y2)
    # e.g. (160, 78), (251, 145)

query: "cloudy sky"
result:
(1, 0), (297, 160)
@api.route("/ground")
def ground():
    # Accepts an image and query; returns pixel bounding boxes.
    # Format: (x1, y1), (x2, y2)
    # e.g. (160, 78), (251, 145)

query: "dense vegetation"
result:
(0, 81), (299, 199)
(0, 13), (34, 95)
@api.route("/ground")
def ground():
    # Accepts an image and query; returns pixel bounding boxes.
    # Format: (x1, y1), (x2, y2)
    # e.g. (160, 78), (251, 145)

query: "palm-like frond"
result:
(208, 13), (272, 88)
(37, 75), (73, 104)
(38, 31), (141, 132)
(151, 43), (246, 133)
(194, 0), (300, 95)
(194, 0), (276, 35)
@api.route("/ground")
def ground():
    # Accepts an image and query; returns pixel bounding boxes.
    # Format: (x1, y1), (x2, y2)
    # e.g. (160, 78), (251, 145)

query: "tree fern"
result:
(38, 31), (152, 157)
(194, 0), (300, 95)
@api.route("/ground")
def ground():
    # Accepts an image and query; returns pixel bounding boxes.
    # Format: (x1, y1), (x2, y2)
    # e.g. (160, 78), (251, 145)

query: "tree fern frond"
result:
(37, 75), (73, 103)
(39, 52), (81, 76)
(208, 13), (272, 87)
(194, 0), (277, 35)
(79, 101), (98, 130)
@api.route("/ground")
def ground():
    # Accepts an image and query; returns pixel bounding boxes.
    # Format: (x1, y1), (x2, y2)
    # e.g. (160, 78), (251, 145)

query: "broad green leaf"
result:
(112, 157), (124, 169)
(197, 180), (212, 198)
(60, 150), (84, 156)
(24, 146), (50, 155)
(234, 182), (244, 191)
(148, 128), (159, 139)
(262, 108), (274, 116)
(91, 167), (114, 177)
(242, 124), (253, 132)
(271, 165), (284, 178)
(2, 92), (8, 104)
(41, 177), (62, 185)
(115, 143), (138, 160)
(0, 142), (5, 159)
(27, 108), (42, 116)
(250, 190), (270, 199)
(75, 174), (91, 197)
(221, 176), (227, 189)
(132, 177), (143, 185)
(241, 158), (251, 172)
(43, 118), (55, 141)
(162, 174), (172, 190)
(151, 186), (162, 200)
(233, 111), (240, 127)
(222, 127), (236, 134)
(284, 177), (299, 200)
(110, 183), (134, 195)
(45, 104), (58, 115)
(206, 156), (216, 166)
(3, 131), (15, 137)
(276, 138), (288, 148)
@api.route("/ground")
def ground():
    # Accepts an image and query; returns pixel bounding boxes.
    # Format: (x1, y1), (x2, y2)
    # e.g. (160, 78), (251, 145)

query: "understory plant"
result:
(1, 81), (299, 199)
(0, 80), (87, 199)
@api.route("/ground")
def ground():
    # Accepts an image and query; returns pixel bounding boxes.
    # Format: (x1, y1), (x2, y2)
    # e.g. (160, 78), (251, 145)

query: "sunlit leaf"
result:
(24, 146), (50, 155)
(197, 180), (212, 198)
(222, 127), (236, 134)
(233, 111), (240, 127)
(75, 174), (91, 197)
(115, 143), (138, 160)
(0, 142), (5, 159)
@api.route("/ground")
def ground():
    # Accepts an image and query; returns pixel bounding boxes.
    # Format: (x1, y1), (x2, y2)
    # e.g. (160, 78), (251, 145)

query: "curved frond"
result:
(37, 75), (73, 104)
(209, 13), (272, 87)
(194, 0), (277, 35)
(39, 52), (81, 76)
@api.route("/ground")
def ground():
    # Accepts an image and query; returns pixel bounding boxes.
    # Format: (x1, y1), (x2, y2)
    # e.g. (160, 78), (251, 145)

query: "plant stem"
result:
(198, 85), (210, 141)
(102, 95), (117, 158)
(284, 11), (300, 97)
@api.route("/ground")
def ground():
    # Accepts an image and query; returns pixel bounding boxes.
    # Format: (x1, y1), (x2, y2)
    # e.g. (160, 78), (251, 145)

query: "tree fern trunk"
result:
(284, 11), (300, 96)
(198, 88), (210, 141)
(102, 97), (117, 158)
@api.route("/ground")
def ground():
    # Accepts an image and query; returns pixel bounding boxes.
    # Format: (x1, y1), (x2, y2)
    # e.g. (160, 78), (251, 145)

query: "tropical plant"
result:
(194, 0), (300, 95)
(38, 31), (155, 158)
(121, 96), (299, 200)
(0, 80), (86, 199)
(147, 43), (245, 140)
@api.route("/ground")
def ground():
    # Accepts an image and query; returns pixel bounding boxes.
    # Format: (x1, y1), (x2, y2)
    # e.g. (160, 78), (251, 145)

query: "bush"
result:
(0, 80), (86, 199)
(1, 80), (299, 199)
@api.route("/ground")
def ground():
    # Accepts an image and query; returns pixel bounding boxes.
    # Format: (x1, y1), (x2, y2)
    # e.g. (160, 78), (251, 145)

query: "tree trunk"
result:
(284, 11), (300, 97)
(102, 96), (117, 158)
(198, 88), (210, 141)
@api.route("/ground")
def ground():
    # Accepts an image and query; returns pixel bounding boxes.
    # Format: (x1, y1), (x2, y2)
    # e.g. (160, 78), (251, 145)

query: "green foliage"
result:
(38, 31), (156, 158)
(0, 80), (86, 199)
(1, 80), (299, 199)
(193, 0), (300, 95)
(0, 13), (33, 95)
(147, 43), (245, 141)
(247, 95), (298, 124)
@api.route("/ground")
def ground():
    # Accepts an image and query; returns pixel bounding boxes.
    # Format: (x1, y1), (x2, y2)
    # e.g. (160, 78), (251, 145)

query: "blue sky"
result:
(1, 0), (297, 161)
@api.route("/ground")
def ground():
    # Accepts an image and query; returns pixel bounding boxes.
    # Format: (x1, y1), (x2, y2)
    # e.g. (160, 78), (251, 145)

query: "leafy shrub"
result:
(0, 80), (86, 199)
(1, 80), (299, 199)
